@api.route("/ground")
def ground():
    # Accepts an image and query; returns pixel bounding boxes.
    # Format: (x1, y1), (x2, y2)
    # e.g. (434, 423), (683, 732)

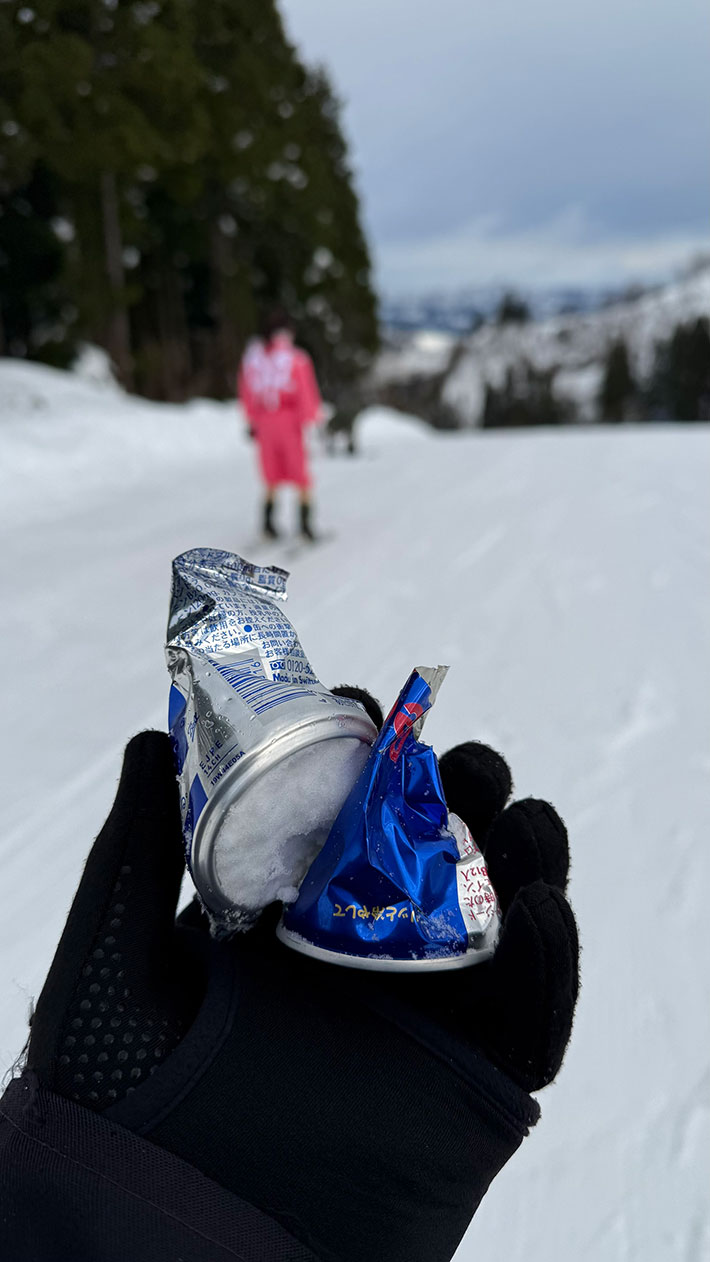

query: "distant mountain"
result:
(380, 284), (628, 335)
(373, 264), (710, 426)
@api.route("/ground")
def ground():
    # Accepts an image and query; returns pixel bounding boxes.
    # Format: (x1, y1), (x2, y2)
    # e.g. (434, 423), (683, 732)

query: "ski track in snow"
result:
(1, 358), (709, 1260)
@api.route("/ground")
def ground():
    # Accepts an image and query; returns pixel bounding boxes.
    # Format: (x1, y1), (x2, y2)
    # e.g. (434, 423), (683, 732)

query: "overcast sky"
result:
(281, 0), (709, 295)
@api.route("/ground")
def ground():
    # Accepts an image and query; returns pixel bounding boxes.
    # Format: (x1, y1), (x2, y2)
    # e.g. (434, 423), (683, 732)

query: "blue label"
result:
(283, 671), (469, 962)
(211, 655), (321, 713)
(169, 684), (188, 773)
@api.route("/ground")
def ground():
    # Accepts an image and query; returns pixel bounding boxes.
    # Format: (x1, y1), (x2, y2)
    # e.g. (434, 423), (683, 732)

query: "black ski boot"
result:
(263, 497), (279, 540)
(299, 501), (316, 542)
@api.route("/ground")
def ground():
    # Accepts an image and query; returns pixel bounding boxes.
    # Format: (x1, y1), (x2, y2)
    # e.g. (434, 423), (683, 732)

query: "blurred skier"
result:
(238, 309), (324, 542)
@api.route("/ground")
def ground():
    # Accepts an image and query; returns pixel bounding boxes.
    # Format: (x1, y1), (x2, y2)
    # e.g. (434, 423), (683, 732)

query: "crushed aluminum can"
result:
(166, 548), (378, 935)
(277, 667), (502, 970)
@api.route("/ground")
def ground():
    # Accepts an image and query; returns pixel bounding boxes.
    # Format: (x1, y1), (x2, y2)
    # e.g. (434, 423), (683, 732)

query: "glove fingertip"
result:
(484, 881), (579, 1090)
(485, 798), (570, 913)
(439, 741), (513, 839)
(121, 729), (177, 792)
(331, 685), (384, 731)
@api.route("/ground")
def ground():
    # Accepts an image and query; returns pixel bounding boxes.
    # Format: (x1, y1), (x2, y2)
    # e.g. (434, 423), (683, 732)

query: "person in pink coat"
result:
(238, 310), (324, 540)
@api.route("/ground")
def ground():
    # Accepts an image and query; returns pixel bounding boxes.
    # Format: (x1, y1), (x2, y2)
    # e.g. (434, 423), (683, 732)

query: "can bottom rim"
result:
(275, 919), (496, 972)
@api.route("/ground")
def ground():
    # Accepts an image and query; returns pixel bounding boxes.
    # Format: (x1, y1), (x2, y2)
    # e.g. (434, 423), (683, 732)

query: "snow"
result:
(213, 736), (372, 924)
(375, 328), (457, 382)
(1, 356), (709, 1260)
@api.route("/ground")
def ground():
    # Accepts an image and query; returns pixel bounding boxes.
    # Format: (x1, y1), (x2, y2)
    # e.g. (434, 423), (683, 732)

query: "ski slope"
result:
(1, 357), (709, 1261)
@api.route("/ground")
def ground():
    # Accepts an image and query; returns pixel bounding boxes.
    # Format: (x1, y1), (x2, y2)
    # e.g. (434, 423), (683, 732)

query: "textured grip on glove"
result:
(28, 733), (201, 1106)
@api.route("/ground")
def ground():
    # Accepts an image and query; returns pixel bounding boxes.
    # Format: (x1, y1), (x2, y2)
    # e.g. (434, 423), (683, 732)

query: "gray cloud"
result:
(282, 0), (710, 291)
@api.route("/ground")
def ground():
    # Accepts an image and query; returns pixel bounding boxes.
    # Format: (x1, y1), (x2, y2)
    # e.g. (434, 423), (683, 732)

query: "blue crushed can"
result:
(278, 667), (501, 970)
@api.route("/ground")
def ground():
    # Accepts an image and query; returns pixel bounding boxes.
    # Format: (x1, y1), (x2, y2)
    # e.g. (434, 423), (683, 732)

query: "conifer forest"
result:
(0, 0), (379, 400)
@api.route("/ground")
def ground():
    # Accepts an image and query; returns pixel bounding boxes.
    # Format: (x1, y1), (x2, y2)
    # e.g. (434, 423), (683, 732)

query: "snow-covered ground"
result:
(1, 357), (709, 1261)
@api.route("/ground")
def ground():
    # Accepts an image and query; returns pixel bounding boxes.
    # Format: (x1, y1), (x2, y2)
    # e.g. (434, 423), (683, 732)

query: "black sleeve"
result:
(0, 1074), (317, 1262)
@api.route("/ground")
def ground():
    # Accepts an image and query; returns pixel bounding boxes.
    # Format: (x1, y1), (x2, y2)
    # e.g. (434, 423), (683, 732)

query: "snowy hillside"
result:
(375, 264), (710, 425)
(1, 357), (709, 1261)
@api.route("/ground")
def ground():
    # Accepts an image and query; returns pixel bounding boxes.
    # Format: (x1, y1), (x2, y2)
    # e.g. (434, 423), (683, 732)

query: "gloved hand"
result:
(16, 687), (578, 1262)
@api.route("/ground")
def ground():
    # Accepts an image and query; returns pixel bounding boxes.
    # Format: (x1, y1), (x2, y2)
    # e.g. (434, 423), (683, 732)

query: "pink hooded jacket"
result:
(238, 333), (323, 488)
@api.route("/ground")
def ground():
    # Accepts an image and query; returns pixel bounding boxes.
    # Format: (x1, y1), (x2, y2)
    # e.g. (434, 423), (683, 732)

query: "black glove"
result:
(5, 687), (578, 1262)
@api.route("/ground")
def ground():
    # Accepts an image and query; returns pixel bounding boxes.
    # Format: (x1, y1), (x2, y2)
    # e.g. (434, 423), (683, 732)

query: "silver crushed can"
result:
(166, 548), (377, 935)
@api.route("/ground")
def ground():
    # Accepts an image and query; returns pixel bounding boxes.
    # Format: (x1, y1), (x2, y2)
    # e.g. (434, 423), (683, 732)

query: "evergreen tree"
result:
(599, 338), (636, 422)
(1, 0), (209, 384)
(481, 362), (566, 427)
(496, 291), (530, 324)
(669, 318), (710, 420)
(647, 318), (710, 420)
(0, 0), (378, 399)
(0, 162), (69, 361)
(482, 379), (504, 428)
